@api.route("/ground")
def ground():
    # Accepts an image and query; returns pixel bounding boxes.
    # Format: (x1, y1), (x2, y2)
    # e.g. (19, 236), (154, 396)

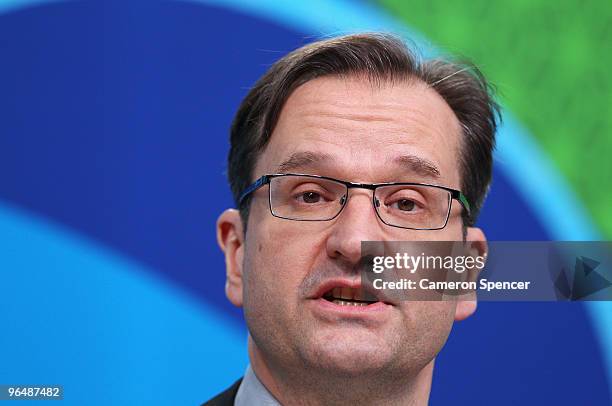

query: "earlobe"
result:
(216, 209), (245, 307)
(454, 226), (488, 321)
(454, 299), (477, 321)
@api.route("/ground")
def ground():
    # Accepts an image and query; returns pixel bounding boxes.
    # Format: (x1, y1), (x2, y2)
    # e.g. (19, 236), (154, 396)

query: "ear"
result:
(216, 209), (245, 307)
(454, 226), (488, 321)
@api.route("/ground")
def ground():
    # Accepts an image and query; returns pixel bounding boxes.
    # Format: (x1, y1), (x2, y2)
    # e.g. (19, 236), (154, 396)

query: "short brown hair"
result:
(228, 33), (500, 228)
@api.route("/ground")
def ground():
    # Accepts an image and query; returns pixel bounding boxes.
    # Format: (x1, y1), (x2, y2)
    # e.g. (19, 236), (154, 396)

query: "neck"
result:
(248, 335), (433, 406)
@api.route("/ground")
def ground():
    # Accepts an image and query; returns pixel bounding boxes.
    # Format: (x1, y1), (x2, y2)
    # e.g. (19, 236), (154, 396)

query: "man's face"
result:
(226, 75), (479, 377)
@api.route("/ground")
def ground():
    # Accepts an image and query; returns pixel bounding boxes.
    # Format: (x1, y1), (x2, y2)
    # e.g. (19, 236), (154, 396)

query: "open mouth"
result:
(322, 287), (379, 307)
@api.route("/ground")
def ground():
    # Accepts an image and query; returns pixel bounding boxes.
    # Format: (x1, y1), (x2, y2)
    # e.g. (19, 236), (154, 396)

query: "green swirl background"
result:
(380, 0), (612, 237)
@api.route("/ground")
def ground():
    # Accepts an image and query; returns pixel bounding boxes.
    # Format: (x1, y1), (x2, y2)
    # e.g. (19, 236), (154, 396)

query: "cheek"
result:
(242, 215), (326, 314)
(241, 216), (328, 355)
(419, 302), (455, 345)
(398, 302), (456, 366)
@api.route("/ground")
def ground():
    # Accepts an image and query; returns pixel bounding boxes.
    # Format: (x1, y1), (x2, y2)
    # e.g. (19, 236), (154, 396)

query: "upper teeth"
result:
(327, 287), (374, 302)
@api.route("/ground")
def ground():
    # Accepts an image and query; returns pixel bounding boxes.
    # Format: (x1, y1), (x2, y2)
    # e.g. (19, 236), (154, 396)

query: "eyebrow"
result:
(394, 155), (441, 179)
(276, 151), (333, 173)
(275, 151), (441, 179)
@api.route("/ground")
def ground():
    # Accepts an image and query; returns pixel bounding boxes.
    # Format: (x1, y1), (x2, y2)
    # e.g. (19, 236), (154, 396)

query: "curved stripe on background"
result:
(0, 0), (59, 13)
(0, 201), (248, 404)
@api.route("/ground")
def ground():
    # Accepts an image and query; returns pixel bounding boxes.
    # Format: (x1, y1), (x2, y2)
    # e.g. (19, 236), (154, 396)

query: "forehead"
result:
(255, 75), (463, 187)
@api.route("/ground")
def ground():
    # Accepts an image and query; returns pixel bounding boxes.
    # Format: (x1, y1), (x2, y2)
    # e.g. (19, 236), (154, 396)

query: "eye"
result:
(384, 188), (427, 213)
(289, 181), (336, 205)
(391, 198), (417, 212)
(291, 186), (329, 204)
(300, 191), (321, 204)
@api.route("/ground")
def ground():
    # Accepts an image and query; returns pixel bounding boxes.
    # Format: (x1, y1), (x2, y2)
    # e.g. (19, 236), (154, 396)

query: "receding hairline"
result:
(254, 74), (462, 185)
(266, 73), (464, 155)
(265, 75), (451, 143)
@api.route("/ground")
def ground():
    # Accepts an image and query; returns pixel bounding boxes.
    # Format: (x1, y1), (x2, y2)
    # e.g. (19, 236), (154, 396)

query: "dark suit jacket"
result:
(201, 378), (243, 406)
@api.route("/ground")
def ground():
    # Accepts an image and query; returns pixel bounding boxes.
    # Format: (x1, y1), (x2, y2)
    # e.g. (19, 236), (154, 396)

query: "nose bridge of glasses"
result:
(340, 184), (381, 215)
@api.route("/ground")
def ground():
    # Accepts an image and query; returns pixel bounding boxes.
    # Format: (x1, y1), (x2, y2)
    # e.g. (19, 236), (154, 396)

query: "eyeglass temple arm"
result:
(451, 190), (471, 218)
(238, 175), (270, 205)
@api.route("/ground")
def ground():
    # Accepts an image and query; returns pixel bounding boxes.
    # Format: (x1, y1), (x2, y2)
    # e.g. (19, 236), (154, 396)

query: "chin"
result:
(300, 335), (394, 376)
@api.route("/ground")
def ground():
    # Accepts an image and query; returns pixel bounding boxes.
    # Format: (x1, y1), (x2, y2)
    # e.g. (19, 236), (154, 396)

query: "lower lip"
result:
(311, 297), (392, 315)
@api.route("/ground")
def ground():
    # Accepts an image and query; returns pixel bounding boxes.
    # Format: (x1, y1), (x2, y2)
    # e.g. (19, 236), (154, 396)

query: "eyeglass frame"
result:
(238, 173), (471, 230)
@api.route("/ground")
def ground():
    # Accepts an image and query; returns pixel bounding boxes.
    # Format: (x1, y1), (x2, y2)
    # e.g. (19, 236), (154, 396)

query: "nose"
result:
(325, 190), (385, 266)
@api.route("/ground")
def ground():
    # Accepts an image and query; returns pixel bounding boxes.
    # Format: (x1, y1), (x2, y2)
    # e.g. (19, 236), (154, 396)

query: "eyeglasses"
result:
(238, 173), (471, 230)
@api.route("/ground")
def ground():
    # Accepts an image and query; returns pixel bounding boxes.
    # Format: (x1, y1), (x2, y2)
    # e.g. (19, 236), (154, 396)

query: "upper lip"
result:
(310, 278), (395, 305)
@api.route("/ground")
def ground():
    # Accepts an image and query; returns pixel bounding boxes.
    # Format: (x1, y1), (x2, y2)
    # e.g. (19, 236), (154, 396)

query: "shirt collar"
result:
(234, 364), (282, 406)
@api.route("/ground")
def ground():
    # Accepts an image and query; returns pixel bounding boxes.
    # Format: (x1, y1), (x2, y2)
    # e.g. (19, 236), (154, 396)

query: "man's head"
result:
(217, 33), (499, 399)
